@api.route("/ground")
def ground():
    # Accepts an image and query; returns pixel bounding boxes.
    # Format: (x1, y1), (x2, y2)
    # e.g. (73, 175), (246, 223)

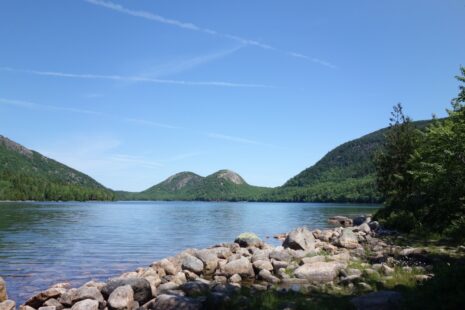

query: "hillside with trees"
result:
(0, 136), (114, 201)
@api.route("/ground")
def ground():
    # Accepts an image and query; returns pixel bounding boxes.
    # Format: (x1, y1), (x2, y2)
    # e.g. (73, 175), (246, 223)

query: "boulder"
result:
(229, 274), (242, 283)
(294, 262), (346, 283)
(152, 294), (202, 310)
(258, 269), (280, 284)
(339, 228), (359, 249)
(222, 257), (254, 277)
(108, 285), (134, 310)
(73, 287), (104, 305)
(179, 281), (209, 297)
(207, 247), (232, 259)
(43, 298), (64, 310)
(194, 250), (219, 274)
(181, 254), (204, 274)
(368, 221), (380, 231)
(101, 278), (152, 304)
(0, 278), (6, 302)
(253, 260), (274, 271)
(234, 232), (262, 248)
(269, 249), (292, 262)
(350, 290), (402, 310)
(38, 307), (55, 310)
(25, 288), (61, 308)
(357, 223), (371, 234)
(283, 227), (316, 251)
(0, 300), (15, 310)
(70, 299), (98, 310)
(57, 288), (78, 307)
(158, 259), (178, 276)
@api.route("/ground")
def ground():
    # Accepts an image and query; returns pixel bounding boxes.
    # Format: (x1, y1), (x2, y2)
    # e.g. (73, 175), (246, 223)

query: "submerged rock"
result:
(152, 294), (202, 310)
(351, 290), (402, 310)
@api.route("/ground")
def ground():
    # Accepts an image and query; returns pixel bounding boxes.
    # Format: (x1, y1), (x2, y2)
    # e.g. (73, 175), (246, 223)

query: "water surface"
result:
(0, 201), (379, 303)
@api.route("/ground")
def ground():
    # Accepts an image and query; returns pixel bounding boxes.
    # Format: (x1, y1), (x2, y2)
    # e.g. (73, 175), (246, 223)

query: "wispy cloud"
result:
(123, 118), (182, 129)
(110, 154), (163, 169)
(0, 97), (180, 130)
(142, 46), (243, 78)
(0, 97), (104, 116)
(0, 67), (271, 88)
(84, 0), (336, 69)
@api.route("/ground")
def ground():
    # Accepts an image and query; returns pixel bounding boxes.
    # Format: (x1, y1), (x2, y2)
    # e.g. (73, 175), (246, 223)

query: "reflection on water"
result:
(0, 201), (379, 303)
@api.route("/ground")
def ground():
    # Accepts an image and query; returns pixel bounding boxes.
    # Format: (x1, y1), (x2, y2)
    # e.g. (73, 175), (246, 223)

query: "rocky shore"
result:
(0, 215), (449, 310)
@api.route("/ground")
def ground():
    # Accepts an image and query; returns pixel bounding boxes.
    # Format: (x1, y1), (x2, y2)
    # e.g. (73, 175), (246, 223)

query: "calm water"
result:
(0, 201), (379, 303)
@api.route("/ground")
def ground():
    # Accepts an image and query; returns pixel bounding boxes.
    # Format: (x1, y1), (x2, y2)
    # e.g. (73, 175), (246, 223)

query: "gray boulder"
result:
(73, 286), (104, 305)
(283, 227), (315, 251)
(328, 216), (353, 227)
(294, 262), (346, 283)
(351, 290), (402, 310)
(43, 298), (64, 310)
(234, 232), (262, 248)
(108, 285), (134, 310)
(353, 216), (371, 226)
(70, 299), (98, 310)
(181, 254), (204, 274)
(222, 257), (254, 277)
(339, 228), (359, 249)
(25, 288), (62, 308)
(152, 294), (202, 310)
(194, 250), (219, 274)
(102, 278), (152, 304)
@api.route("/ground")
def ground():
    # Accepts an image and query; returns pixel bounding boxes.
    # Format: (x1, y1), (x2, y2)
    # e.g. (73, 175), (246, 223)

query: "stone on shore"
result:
(234, 232), (262, 248)
(25, 288), (61, 308)
(283, 227), (315, 251)
(101, 278), (152, 304)
(179, 281), (209, 297)
(339, 228), (359, 249)
(181, 254), (204, 274)
(43, 298), (64, 310)
(0, 300), (15, 310)
(73, 286), (104, 305)
(222, 257), (254, 277)
(294, 262), (346, 283)
(70, 299), (99, 310)
(194, 250), (219, 274)
(108, 285), (134, 310)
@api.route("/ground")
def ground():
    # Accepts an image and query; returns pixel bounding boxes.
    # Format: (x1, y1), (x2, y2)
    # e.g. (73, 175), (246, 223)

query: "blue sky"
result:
(1, 0), (464, 191)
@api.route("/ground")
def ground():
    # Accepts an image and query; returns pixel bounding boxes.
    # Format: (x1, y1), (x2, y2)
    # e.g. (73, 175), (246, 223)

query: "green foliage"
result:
(375, 67), (465, 238)
(0, 136), (114, 201)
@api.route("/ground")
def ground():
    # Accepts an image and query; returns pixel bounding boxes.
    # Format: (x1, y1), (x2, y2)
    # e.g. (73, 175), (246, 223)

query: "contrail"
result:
(84, 0), (336, 69)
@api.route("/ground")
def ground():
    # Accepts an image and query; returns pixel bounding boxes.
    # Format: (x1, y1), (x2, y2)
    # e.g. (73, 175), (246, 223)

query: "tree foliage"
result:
(375, 67), (465, 237)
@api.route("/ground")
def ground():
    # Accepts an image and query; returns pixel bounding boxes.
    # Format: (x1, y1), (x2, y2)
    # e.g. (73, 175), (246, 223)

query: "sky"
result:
(1, 0), (464, 191)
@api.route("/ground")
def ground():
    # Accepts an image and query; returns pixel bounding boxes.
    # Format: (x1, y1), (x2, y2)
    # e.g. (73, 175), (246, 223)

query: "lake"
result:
(0, 201), (380, 303)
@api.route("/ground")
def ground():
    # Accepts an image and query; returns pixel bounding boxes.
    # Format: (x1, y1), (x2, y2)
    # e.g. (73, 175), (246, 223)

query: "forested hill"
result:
(118, 170), (270, 201)
(0, 135), (114, 201)
(261, 119), (433, 203)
